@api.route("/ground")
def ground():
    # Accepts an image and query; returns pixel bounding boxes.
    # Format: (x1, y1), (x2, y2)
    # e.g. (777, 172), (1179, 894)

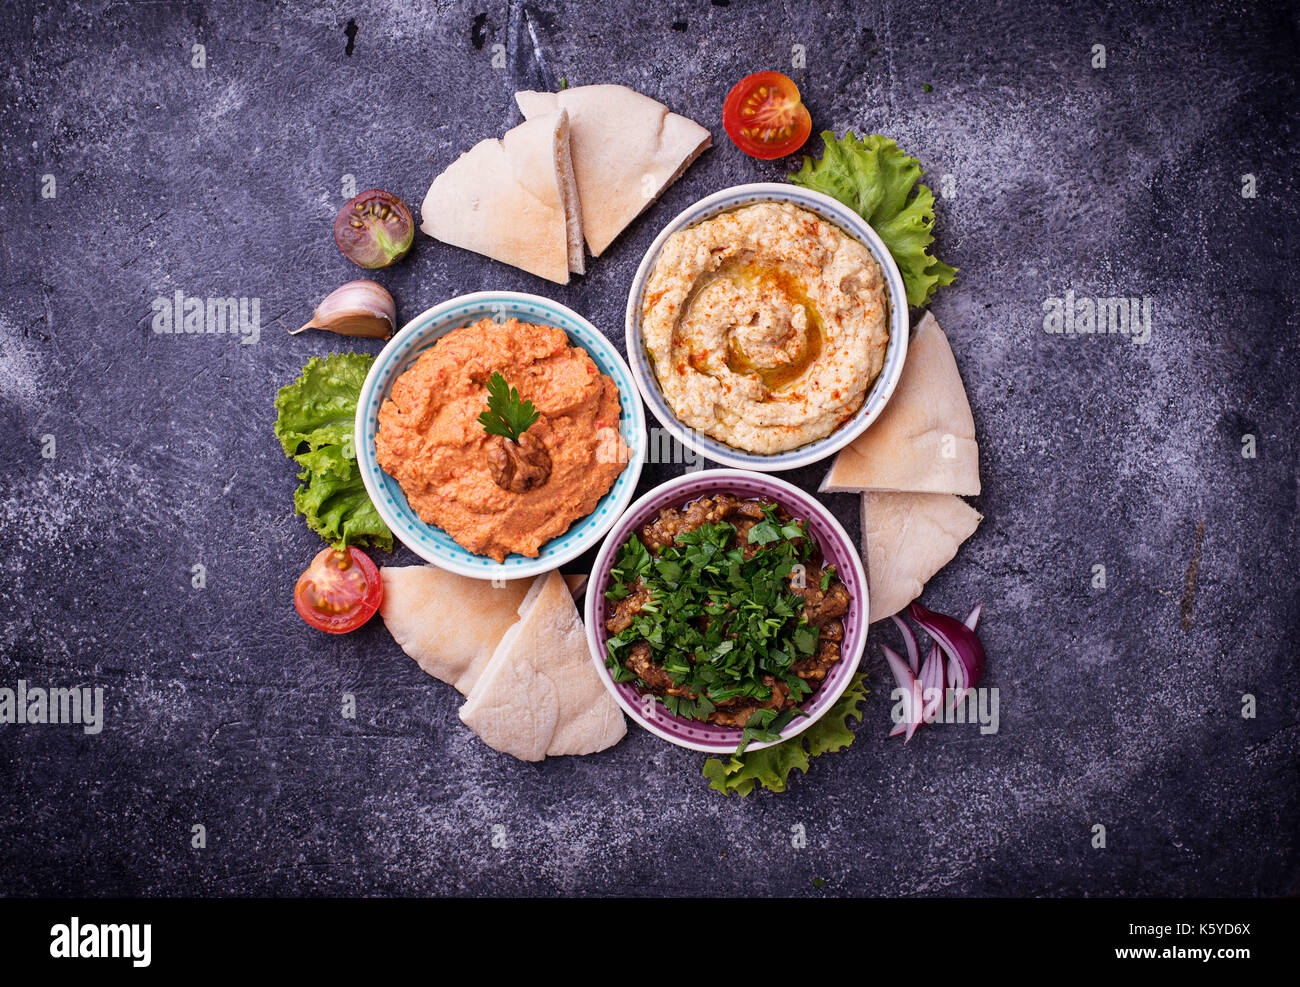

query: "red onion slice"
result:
(891, 614), (920, 674)
(882, 644), (922, 741)
(882, 604), (989, 740)
(944, 648), (969, 712)
(909, 601), (986, 695)
(905, 682), (924, 742)
(920, 643), (945, 722)
(882, 644), (916, 692)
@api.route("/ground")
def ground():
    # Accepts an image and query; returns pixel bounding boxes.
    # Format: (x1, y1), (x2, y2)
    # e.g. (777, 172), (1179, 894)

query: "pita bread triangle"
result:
(515, 84), (711, 256)
(459, 569), (626, 761)
(420, 109), (582, 284)
(379, 566), (533, 695)
(821, 312), (980, 495)
(862, 491), (981, 622)
(562, 572), (589, 598)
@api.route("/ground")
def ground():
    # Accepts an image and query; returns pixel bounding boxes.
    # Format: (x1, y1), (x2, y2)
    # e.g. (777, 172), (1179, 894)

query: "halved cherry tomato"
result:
(294, 547), (382, 634)
(722, 71), (813, 159)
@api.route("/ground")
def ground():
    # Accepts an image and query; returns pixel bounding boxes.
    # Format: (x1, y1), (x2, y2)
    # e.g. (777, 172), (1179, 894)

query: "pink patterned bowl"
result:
(583, 469), (868, 754)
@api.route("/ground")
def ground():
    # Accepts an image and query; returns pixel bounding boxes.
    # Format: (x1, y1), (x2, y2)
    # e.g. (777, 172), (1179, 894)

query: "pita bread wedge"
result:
(459, 570), (626, 761)
(552, 111), (585, 275)
(562, 572), (589, 599)
(420, 109), (583, 283)
(515, 84), (711, 256)
(821, 313), (980, 496)
(862, 491), (982, 622)
(379, 566), (532, 695)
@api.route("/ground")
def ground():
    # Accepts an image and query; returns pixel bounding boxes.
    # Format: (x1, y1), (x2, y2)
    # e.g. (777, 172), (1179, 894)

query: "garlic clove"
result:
(292, 280), (396, 339)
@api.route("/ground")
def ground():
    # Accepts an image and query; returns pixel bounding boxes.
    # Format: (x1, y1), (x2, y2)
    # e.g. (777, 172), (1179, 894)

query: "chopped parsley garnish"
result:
(604, 505), (820, 722)
(477, 371), (540, 444)
(737, 706), (806, 756)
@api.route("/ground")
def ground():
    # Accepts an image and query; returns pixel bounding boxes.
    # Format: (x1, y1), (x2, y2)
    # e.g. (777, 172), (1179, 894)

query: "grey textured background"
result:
(1, 0), (1297, 897)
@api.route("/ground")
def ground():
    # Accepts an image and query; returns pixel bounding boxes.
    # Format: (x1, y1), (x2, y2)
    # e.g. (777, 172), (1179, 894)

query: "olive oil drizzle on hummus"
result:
(680, 258), (825, 398)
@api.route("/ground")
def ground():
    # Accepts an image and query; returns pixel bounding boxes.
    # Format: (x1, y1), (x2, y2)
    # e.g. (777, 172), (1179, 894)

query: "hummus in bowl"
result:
(356, 292), (646, 580)
(626, 184), (909, 471)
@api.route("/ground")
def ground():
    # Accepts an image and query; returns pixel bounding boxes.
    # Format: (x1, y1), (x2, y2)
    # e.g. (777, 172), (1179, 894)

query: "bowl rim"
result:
(624, 182), (910, 472)
(356, 290), (647, 580)
(583, 468), (869, 754)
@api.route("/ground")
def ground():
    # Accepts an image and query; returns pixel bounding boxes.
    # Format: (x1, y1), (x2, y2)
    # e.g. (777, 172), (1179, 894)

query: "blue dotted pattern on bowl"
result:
(356, 293), (647, 579)
(625, 185), (910, 471)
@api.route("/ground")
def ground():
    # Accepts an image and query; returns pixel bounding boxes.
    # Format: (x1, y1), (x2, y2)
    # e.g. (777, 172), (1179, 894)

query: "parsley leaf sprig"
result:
(477, 371), (540, 444)
(737, 706), (807, 756)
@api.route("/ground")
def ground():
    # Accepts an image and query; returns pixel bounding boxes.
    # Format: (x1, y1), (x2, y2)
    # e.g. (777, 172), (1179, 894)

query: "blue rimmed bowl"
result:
(624, 182), (909, 472)
(356, 291), (647, 581)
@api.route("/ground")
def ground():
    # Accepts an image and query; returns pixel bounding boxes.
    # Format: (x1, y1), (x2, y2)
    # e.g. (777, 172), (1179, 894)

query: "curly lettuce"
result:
(703, 673), (869, 796)
(789, 132), (957, 307)
(274, 352), (392, 551)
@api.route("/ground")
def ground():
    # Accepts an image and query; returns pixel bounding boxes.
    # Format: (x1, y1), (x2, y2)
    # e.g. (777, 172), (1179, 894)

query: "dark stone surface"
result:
(1, 0), (1297, 897)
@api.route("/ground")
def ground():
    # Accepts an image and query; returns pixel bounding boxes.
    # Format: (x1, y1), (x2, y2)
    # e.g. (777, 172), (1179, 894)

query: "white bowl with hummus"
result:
(356, 291), (646, 580)
(625, 183), (909, 471)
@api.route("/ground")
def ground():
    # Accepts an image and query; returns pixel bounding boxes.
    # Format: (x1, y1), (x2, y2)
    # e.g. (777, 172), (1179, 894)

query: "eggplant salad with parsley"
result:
(604, 495), (850, 744)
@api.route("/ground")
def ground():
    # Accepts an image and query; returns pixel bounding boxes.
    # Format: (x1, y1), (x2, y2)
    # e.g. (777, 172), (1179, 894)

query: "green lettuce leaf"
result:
(274, 352), (373, 455)
(789, 132), (957, 307)
(293, 467), (391, 549)
(702, 673), (869, 796)
(274, 352), (392, 552)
